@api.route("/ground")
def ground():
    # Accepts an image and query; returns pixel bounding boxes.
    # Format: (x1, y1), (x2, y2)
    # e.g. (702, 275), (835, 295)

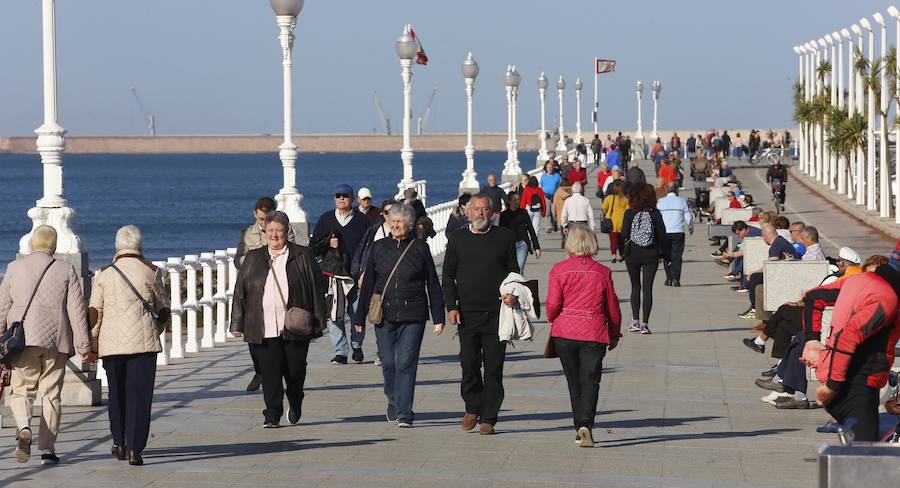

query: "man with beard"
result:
(443, 194), (519, 435)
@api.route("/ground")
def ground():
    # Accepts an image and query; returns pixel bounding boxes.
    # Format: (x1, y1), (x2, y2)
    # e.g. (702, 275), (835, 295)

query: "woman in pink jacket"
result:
(546, 224), (622, 448)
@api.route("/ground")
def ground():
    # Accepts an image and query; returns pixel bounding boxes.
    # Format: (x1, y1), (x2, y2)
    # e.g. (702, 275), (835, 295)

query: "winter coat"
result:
(546, 256), (621, 344)
(520, 186), (547, 216)
(235, 223), (296, 268)
(498, 273), (536, 342)
(89, 251), (171, 357)
(0, 251), (91, 357)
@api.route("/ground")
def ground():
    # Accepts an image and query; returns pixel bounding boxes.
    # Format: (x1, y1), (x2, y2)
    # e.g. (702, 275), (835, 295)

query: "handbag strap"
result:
(110, 263), (159, 320)
(19, 259), (56, 322)
(379, 240), (415, 295)
(266, 256), (289, 312)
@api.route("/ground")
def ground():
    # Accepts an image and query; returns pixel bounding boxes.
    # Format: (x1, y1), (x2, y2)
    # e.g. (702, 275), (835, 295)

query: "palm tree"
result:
(817, 60), (833, 85)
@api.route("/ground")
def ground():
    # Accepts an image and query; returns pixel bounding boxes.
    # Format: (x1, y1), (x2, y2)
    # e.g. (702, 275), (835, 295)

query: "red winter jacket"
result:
(815, 272), (900, 390)
(546, 256), (621, 344)
(519, 186), (547, 216)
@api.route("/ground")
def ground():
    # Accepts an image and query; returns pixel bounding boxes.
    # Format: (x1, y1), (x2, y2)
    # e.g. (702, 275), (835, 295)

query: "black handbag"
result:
(0, 260), (55, 365)
(600, 196), (615, 234)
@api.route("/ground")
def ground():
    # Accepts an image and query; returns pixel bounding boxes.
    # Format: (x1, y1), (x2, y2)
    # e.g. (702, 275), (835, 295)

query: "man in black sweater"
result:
(443, 194), (519, 435)
(311, 183), (372, 365)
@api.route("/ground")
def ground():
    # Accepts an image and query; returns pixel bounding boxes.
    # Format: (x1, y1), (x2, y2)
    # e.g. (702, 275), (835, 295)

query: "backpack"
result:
(630, 211), (654, 248)
(529, 192), (543, 212)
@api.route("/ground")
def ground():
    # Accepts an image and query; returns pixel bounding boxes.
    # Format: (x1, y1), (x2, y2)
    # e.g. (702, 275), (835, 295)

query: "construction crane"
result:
(416, 86), (438, 135)
(373, 91), (391, 135)
(130, 87), (156, 136)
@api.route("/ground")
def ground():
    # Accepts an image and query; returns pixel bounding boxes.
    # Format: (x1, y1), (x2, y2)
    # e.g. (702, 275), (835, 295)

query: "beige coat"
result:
(89, 251), (169, 357)
(0, 251), (92, 357)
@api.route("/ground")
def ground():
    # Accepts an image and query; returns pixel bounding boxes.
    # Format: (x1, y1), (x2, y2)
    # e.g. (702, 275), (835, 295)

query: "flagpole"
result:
(593, 58), (599, 136)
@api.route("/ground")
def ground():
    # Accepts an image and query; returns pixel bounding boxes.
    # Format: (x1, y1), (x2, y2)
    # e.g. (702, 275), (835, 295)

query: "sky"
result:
(0, 0), (891, 136)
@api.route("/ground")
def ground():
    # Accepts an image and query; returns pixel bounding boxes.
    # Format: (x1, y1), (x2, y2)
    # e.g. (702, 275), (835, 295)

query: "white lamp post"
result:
(875, 12), (891, 217)
(840, 29), (852, 196)
(650, 80), (661, 141)
(396, 24), (418, 195)
(823, 34), (834, 188)
(537, 72), (550, 167)
(459, 52), (479, 194)
(574, 78), (583, 143)
(852, 24), (866, 205)
(634, 80), (644, 142)
(556, 76), (567, 154)
(861, 17), (877, 211)
(502, 66), (522, 183)
(19, 0), (83, 264)
(803, 42), (814, 175)
(795, 46), (806, 172)
(889, 6), (900, 222)
(817, 38), (827, 182)
(269, 0), (308, 241)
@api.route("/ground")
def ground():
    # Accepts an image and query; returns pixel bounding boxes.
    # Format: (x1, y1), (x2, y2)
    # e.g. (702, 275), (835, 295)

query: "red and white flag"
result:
(410, 27), (429, 66)
(595, 59), (616, 74)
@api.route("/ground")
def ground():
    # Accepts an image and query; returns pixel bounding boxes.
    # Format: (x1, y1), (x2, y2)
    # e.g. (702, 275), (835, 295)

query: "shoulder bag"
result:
(268, 256), (315, 337)
(600, 196), (615, 234)
(367, 240), (415, 325)
(110, 264), (160, 320)
(0, 260), (55, 365)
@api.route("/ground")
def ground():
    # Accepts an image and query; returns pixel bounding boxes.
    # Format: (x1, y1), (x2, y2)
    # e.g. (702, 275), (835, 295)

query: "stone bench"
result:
(742, 237), (769, 276)
(709, 186), (726, 201)
(708, 223), (732, 238)
(712, 198), (730, 221)
(721, 208), (753, 225)
(762, 260), (830, 312)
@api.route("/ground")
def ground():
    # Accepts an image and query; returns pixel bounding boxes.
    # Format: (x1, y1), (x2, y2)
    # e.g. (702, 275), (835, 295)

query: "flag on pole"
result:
(410, 27), (429, 66)
(595, 59), (616, 74)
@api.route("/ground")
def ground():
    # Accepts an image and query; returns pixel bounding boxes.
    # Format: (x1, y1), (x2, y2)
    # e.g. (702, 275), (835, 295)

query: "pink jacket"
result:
(546, 256), (621, 343)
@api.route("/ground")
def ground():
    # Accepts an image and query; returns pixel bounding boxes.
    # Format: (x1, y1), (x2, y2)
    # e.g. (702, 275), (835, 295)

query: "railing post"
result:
(213, 250), (228, 343)
(199, 252), (216, 348)
(182, 255), (200, 354)
(227, 247), (238, 338)
(166, 257), (184, 359)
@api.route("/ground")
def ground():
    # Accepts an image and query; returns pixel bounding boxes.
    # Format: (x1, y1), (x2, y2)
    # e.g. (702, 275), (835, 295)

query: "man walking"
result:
(357, 187), (381, 223)
(560, 182), (595, 232)
(481, 174), (508, 224)
(657, 183), (693, 287)
(443, 194), (519, 435)
(590, 134), (603, 165)
(312, 184), (371, 364)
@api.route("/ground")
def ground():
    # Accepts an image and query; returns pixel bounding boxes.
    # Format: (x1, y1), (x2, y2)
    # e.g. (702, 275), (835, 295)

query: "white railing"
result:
(397, 179), (428, 206)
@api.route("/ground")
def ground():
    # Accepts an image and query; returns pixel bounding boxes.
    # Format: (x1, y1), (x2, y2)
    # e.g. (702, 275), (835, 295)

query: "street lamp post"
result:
(824, 34), (834, 188)
(536, 72), (549, 167)
(861, 17), (876, 211)
(574, 78), (583, 143)
(556, 76), (567, 154)
(875, 12), (890, 217)
(817, 38), (827, 182)
(852, 24), (866, 205)
(807, 41), (817, 178)
(459, 52), (479, 194)
(841, 29), (853, 196)
(634, 80), (644, 142)
(835, 30), (846, 194)
(650, 80), (661, 141)
(502, 66), (522, 183)
(395, 25), (418, 196)
(269, 0), (308, 242)
(795, 46), (806, 173)
(889, 6), (900, 222)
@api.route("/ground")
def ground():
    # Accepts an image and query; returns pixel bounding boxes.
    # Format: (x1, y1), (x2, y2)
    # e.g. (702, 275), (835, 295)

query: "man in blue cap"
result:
(311, 183), (371, 364)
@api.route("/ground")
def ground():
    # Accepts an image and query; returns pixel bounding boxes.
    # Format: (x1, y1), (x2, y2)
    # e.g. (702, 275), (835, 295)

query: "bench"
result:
(712, 198), (730, 222)
(708, 223), (732, 238)
(709, 186), (726, 201)
(742, 237), (769, 276)
(762, 260), (830, 312)
(721, 208), (753, 225)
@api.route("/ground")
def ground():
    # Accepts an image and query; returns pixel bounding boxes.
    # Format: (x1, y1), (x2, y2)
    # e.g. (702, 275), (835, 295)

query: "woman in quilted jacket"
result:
(89, 225), (170, 466)
(546, 224), (621, 448)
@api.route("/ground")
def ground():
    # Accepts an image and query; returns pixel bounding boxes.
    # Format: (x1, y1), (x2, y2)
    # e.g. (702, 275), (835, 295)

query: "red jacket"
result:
(816, 272), (900, 390)
(566, 167), (587, 186)
(519, 186), (547, 216)
(596, 170), (613, 190)
(546, 256), (621, 344)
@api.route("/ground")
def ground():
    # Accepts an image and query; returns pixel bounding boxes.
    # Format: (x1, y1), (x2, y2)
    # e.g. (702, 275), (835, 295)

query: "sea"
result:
(0, 151), (537, 273)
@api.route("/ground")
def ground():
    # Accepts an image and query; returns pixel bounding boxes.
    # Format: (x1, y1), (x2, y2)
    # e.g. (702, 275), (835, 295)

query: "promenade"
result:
(0, 160), (894, 488)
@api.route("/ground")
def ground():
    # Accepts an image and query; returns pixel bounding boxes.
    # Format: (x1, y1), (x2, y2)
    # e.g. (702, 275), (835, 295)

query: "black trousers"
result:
(104, 352), (157, 453)
(825, 379), (881, 442)
(554, 338), (607, 429)
(458, 309), (507, 425)
(663, 233), (686, 282)
(625, 257), (659, 323)
(748, 272), (764, 309)
(763, 305), (802, 358)
(249, 337), (310, 423)
(249, 344), (260, 375)
(777, 334), (807, 394)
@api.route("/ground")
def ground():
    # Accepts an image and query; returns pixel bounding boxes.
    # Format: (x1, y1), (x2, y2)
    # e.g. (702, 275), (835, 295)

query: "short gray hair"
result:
(387, 203), (415, 227)
(264, 210), (290, 231)
(801, 226), (819, 243)
(572, 182), (584, 194)
(115, 225), (142, 252)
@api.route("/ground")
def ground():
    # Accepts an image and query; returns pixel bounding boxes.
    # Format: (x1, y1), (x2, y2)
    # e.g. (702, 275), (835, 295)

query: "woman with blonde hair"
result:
(601, 179), (629, 262)
(546, 224), (621, 447)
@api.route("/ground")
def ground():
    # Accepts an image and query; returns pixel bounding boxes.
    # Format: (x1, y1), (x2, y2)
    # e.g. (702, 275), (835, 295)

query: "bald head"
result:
(761, 224), (778, 244)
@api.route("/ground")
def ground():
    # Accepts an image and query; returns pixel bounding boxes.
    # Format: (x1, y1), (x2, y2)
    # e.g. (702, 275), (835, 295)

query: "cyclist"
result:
(766, 158), (788, 207)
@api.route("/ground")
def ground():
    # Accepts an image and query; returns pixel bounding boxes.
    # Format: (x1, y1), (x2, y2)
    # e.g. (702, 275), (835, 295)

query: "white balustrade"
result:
(214, 250), (229, 343)
(182, 254), (200, 354)
(199, 252), (216, 348)
(166, 257), (184, 360)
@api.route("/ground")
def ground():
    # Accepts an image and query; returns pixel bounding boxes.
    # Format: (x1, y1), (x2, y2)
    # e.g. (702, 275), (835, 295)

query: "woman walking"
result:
(520, 176), (546, 234)
(354, 204), (445, 427)
(89, 225), (171, 466)
(621, 183), (670, 335)
(230, 211), (326, 429)
(500, 193), (542, 273)
(546, 224), (621, 447)
(601, 180), (629, 262)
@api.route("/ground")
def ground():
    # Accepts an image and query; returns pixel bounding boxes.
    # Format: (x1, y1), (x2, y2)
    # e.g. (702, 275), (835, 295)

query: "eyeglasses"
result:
(334, 193), (352, 199)
(361, 197), (372, 201)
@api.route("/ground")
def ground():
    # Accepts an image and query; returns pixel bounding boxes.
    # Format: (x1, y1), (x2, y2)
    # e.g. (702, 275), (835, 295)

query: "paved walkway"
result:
(0, 160), (894, 488)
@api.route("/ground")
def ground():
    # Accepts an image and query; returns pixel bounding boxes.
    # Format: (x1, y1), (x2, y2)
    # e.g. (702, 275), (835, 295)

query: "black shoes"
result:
(754, 378), (786, 393)
(673, 281), (681, 287)
(246, 373), (262, 392)
(774, 397), (810, 409)
(112, 445), (127, 461)
(742, 338), (765, 354)
(41, 452), (59, 465)
(263, 419), (280, 428)
(387, 404), (399, 423)
(128, 451), (143, 466)
(15, 427), (31, 463)
(352, 347), (364, 364)
(664, 280), (672, 286)
(330, 355), (348, 365)
(760, 366), (778, 377)
(288, 401), (301, 425)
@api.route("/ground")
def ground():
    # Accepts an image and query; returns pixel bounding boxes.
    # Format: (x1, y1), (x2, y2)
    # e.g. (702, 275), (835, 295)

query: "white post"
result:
(875, 13), (891, 217)
(823, 35), (834, 188)
(891, 7), (900, 222)
(634, 80), (644, 141)
(199, 252), (215, 348)
(396, 25), (417, 196)
(574, 77), (583, 142)
(817, 39), (827, 181)
(213, 250), (228, 343)
(795, 46), (805, 172)
(19, 0), (82, 260)
(537, 72), (549, 167)
(166, 257), (184, 360)
(862, 18), (877, 211)
(274, 14), (308, 241)
(182, 255), (200, 354)
(502, 66), (522, 182)
(460, 52), (479, 194)
(808, 42), (817, 177)
(556, 76), (567, 153)
(650, 80), (661, 141)
(511, 68), (521, 169)
(593, 60), (599, 136)
(854, 25), (866, 205)
(840, 30), (851, 196)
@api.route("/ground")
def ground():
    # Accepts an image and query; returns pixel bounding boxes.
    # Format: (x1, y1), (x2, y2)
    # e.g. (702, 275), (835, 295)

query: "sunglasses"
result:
(334, 193), (352, 199)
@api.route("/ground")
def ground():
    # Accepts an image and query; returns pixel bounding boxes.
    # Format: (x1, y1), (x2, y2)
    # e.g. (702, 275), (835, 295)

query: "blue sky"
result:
(0, 1), (890, 136)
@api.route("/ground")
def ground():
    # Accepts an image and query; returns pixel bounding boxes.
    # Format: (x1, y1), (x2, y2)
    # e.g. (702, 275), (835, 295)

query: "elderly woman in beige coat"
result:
(89, 225), (170, 466)
(0, 225), (94, 465)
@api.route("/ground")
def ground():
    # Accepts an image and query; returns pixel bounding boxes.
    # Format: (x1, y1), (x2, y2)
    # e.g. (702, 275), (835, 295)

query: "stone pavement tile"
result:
(661, 451), (745, 481)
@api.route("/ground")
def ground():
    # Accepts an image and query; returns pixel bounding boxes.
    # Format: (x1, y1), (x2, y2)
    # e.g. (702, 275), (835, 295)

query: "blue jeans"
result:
(327, 292), (364, 356)
(515, 240), (529, 274)
(374, 320), (426, 422)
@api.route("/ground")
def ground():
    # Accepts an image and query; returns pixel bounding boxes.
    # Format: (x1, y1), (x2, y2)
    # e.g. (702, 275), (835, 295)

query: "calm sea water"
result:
(0, 151), (536, 272)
